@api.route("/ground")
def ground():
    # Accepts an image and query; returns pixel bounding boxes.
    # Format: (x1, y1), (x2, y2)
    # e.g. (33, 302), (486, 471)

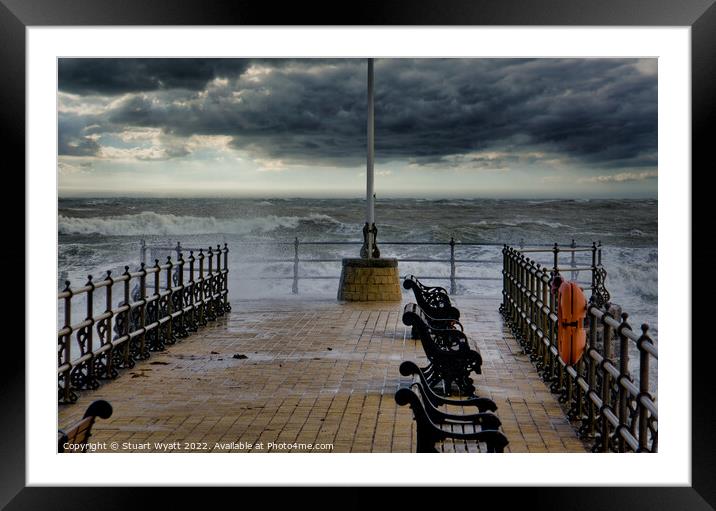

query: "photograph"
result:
(56, 56), (659, 455)
(6, 4), (707, 504)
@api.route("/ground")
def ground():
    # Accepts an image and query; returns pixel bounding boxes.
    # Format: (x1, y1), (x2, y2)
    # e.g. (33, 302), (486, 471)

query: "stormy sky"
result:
(58, 58), (657, 198)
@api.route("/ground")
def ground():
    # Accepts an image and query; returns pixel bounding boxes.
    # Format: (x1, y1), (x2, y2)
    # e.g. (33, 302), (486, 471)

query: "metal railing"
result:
(57, 244), (231, 404)
(139, 239), (205, 266)
(236, 237), (592, 295)
(500, 244), (657, 452)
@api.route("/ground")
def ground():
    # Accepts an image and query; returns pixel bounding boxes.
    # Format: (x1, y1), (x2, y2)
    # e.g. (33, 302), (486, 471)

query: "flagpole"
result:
(361, 58), (379, 259)
(366, 58), (375, 228)
(338, 57), (399, 301)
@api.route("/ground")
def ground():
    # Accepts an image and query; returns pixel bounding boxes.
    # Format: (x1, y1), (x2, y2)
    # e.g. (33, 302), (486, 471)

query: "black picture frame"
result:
(3, 0), (710, 508)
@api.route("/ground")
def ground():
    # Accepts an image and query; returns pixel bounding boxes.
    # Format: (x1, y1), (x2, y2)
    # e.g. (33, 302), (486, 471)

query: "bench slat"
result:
(395, 383), (509, 453)
(58, 400), (113, 453)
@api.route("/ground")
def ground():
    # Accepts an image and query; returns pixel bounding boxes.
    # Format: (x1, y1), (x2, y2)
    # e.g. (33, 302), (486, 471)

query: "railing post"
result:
(206, 247), (216, 321)
(214, 244), (223, 313)
(637, 324), (654, 452)
(59, 281), (73, 403)
(552, 243), (560, 275)
(551, 242), (560, 383)
(540, 263), (549, 370)
(140, 239), (146, 265)
(547, 265), (557, 382)
(152, 259), (162, 350)
(84, 275), (96, 387)
(590, 242), (598, 300)
(585, 304), (598, 438)
(535, 263), (545, 365)
(223, 243), (231, 312)
(198, 249), (206, 326)
(166, 256), (174, 343)
(102, 270), (115, 379)
(174, 242), (182, 284)
(292, 237), (299, 294)
(501, 245), (507, 312)
(188, 251), (196, 331)
(449, 237), (456, 295)
(176, 252), (185, 337)
(616, 312), (631, 452)
(600, 309), (614, 452)
(207, 246), (213, 278)
(213, 244), (221, 313)
(570, 239), (577, 281)
(138, 263), (148, 359)
(121, 265), (131, 368)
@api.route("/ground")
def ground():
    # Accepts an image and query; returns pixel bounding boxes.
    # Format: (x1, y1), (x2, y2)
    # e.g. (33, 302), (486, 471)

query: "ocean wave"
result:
(472, 219), (572, 229)
(58, 211), (342, 236)
(62, 207), (97, 212)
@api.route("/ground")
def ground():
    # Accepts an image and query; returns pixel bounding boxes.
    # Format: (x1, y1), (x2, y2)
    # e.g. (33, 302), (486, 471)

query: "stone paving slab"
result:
(58, 297), (589, 453)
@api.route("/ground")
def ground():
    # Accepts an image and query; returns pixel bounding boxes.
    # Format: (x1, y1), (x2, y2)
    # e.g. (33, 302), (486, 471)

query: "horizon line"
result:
(57, 194), (658, 201)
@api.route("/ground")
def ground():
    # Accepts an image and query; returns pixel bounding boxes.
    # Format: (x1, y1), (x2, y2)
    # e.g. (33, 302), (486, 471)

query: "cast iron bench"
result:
(58, 400), (113, 453)
(395, 381), (508, 453)
(403, 275), (461, 323)
(399, 360), (496, 411)
(402, 303), (482, 395)
(403, 303), (467, 350)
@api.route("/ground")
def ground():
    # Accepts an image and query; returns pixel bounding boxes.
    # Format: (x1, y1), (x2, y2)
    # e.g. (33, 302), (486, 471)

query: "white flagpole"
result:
(366, 58), (375, 256)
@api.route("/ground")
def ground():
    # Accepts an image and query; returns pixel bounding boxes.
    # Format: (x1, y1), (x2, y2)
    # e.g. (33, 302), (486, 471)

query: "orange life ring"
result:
(557, 280), (587, 365)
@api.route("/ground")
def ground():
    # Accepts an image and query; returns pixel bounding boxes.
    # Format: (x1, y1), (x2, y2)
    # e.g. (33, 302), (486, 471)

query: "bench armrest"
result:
(395, 387), (509, 453)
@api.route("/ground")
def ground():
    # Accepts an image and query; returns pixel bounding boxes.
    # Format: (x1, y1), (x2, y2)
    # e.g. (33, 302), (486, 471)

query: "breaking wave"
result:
(472, 219), (573, 229)
(59, 211), (342, 236)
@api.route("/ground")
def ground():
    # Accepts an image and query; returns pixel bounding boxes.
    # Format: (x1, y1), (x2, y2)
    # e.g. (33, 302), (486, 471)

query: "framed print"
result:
(4, 0), (712, 508)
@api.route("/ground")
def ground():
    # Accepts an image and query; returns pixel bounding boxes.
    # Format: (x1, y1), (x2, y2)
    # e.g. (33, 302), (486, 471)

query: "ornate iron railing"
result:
(57, 244), (231, 404)
(499, 244), (658, 452)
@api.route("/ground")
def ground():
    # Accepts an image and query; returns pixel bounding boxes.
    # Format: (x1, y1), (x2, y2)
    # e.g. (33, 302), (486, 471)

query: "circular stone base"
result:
(337, 258), (402, 301)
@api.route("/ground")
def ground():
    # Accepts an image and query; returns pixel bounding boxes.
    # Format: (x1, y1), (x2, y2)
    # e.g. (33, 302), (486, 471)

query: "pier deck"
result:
(58, 297), (589, 453)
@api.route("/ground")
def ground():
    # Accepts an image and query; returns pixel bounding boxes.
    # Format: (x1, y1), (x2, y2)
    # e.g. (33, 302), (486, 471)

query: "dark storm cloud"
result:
(58, 58), (252, 95)
(372, 59), (656, 168)
(58, 58), (657, 169)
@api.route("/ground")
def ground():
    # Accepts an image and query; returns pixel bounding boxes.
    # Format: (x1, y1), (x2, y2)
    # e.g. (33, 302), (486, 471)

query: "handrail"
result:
(228, 237), (597, 295)
(499, 244), (657, 453)
(57, 244), (231, 405)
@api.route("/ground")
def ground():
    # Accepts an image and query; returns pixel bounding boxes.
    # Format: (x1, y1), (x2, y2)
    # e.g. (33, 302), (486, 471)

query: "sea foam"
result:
(58, 211), (341, 236)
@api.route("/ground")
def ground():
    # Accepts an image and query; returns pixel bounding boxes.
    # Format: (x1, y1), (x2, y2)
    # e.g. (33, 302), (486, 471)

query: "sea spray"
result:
(58, 197), (658, 336)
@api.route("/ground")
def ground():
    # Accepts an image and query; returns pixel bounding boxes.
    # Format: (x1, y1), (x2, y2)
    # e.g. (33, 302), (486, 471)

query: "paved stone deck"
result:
(58, 297), (589, 453)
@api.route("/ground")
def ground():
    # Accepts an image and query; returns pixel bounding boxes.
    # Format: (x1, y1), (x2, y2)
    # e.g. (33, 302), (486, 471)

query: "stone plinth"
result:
(337, 258), (402, 301)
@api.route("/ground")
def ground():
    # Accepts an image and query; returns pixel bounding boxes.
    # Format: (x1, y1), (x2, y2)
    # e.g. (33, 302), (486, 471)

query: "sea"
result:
(58, 197), (658, 338)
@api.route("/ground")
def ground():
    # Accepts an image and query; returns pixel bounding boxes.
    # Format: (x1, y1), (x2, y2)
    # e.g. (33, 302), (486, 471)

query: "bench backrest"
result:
(402, 275), (460, 321)
(403, 303), (475, 356)
(402, 304), (447, 360)
(58, 400), (113, 453)
(411, 379), (502, 429)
